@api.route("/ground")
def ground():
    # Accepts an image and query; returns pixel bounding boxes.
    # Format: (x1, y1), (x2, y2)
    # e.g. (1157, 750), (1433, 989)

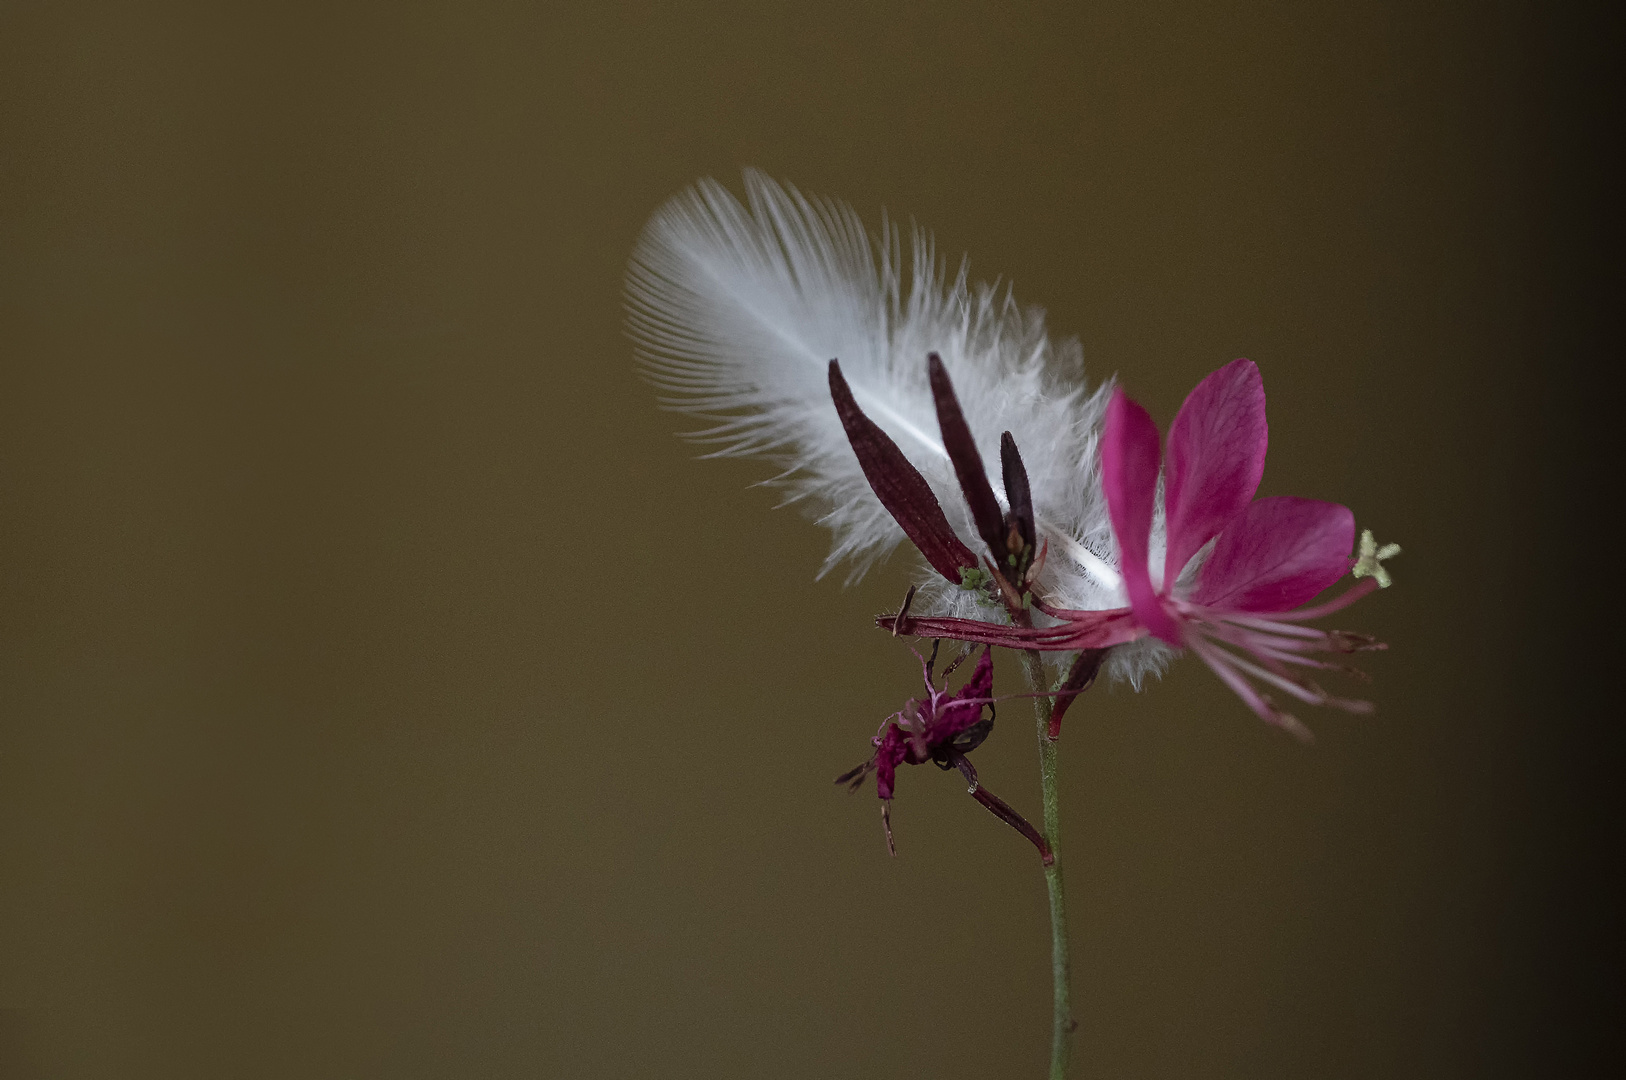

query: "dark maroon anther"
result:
(927, 353), (1009, 567)
(1047, 648), (1108, 740)
(829, 360), (979, 583)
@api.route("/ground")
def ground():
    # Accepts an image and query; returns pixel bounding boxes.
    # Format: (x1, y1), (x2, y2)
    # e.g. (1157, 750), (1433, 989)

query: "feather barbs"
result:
(626, 170), (1114, 604)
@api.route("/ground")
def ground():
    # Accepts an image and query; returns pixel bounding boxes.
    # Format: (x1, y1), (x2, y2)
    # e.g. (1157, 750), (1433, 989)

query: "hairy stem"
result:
(1020, 648), (1073, 1079)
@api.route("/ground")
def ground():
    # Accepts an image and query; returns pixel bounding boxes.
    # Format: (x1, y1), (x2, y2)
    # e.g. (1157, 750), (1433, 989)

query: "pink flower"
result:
(885, 360), (1391, 738)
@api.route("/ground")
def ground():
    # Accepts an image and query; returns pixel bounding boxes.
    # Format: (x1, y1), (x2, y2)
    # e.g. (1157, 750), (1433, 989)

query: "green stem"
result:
(1020, 648), (1072, 1079)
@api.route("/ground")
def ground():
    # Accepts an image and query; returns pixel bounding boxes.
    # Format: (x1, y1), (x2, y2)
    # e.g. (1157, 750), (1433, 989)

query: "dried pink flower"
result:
(837, 646), (1053, 861)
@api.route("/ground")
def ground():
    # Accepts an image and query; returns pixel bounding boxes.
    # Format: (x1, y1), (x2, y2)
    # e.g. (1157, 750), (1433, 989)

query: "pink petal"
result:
(1163, 359), (1268, 587)
(1191, 496), (1355, 613)
(1102, 390), (1182, 644)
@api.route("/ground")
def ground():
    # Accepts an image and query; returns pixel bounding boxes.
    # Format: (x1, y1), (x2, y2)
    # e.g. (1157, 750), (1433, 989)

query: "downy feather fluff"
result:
(627, 171), (1173, 686)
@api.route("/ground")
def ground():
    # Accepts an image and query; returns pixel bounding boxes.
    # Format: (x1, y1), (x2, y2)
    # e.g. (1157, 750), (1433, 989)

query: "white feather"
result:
(627, 171), (1170, 686)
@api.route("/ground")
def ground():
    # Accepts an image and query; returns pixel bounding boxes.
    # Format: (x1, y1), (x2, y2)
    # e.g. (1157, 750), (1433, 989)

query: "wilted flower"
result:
(836, 644), (1054, 861)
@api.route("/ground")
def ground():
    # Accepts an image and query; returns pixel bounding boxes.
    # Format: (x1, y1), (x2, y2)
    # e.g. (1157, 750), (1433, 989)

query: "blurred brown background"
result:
(1, 1), (1614, 1077)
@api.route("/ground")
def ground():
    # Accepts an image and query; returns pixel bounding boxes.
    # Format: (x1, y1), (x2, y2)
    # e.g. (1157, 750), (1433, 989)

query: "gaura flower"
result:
(629, 174), (1401, 1074)
(628, 173), (1397, 737)
(836, 644), (1055, 862)
(879, 359), (1398, 739)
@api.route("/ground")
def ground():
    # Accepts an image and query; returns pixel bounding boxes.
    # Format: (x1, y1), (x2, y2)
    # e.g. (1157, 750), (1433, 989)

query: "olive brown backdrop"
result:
(1, 2), (1614, 1077)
